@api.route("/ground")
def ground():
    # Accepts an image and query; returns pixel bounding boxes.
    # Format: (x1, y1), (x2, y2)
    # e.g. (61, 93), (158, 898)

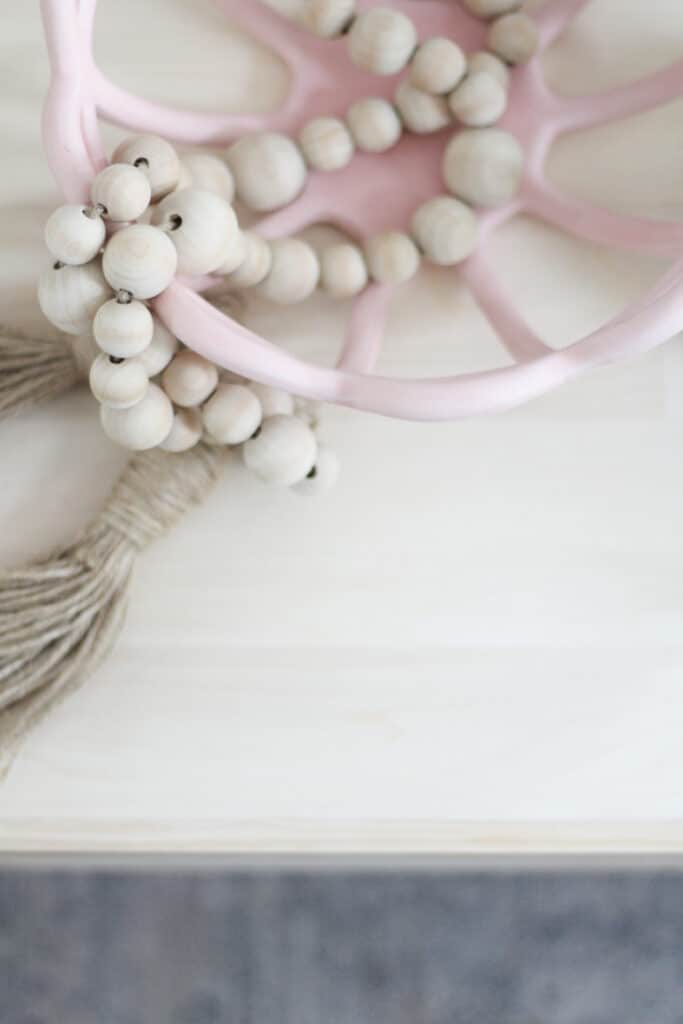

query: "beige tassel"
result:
(0, 443), (229, 776)
(0, 324), (86, 419)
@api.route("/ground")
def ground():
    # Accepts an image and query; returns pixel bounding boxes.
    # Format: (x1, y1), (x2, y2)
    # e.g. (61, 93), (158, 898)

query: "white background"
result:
(0, 0), (682, 853)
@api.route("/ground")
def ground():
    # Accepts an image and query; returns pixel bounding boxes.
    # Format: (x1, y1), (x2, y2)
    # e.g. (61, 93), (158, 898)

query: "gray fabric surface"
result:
(1, 872), (682, 1023)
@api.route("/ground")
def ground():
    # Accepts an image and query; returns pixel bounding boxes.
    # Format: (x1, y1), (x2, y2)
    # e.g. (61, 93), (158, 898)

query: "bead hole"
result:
(134, 156), (150, 169)
(306, 465), (318, 479)
(168, 214), (183, 231)
(109, 356), (125, 365)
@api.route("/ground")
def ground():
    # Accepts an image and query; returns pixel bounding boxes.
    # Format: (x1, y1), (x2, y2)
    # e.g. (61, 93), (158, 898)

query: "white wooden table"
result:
(1, 0), (683, 857)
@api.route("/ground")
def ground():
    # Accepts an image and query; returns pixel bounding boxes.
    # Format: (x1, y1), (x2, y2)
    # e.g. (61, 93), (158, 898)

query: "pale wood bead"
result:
(292, 445), (340, 496)
(91, 164), (151, 223)
(179, 152), (235, 203)
(320, 242), (368, 297)
(89, 353), (149, 409)
(442, 128), (524, 207)
(488, 12), (539, 65)
(467, 50), (510, 88)
(299, 117), (354, 171)
(152, 188), (240, 276)
(102, 224), (178, 299)
(410, 37), (466, 95)
(137, 317), (179, 377)
(347, 8), (417, 76)
(346, 97), (402, 153)
(100, 382), (173, 451)
(93, 297), (154, 358)
(215, 230), (247, 276)
(411, 195), (479, 265)
(257, 239), (320, 304)
(227, 132), (307, 212)
(44, 205), (105, 266)
(364, 231), (420, 285)
(394, 81), (451, 134)
(160, 407), (203, 452)
(222, 231), (272, 288)
(38, 260), (112, 336)
(301, 0), (356, 37)
(202, 383), (262, 444)
(248, 383), (295, 418)
(162, 349), (219, 407)
(448, 71), (508, 127)
(243, 414), (317, 486)
(112, 134), (181, 201)
(462, 0), (521, 17)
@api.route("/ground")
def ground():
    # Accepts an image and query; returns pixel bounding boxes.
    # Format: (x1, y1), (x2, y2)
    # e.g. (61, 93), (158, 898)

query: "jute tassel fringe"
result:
(0, 311), (240, 776)
(0, 444), (228, 775)
(0, 323), (85, 417)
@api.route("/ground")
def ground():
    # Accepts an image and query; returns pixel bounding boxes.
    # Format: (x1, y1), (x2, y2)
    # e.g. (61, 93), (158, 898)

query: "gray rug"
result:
(1, 872), (682, 1024)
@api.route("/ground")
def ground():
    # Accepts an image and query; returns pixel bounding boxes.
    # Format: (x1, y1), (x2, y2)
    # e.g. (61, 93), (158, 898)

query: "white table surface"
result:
(1, 0), (683, 856)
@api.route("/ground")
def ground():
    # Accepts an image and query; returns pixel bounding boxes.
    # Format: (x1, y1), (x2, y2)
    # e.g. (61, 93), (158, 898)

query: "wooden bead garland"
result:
(93, 296), (154, 358)
(448, 70), (508, 127)
(36, 0), (544, 493)
(112, 134), (181, 201)
(152, 187), (241, 276)
(346, 97), (402, 153)
(300, 117), (355, 171)
(226, 132), (307, 212)
(44, 205), (106, 266)
(410, 37), (466, 95)
(38, 259), (112, 335)
(347, 8), (417, 76)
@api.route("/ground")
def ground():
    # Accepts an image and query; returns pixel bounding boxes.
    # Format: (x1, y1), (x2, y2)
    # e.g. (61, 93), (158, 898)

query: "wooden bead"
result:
(488, 12), (539, 65)
(257, 239), (320, 304)
(93, 297), (154, 358)
(44, 205), (105, 266)
(179, 152), (235, 203)
(137, 317), (179, 377)
(442, 128), (524, 207)
(38, 260), (112, 335)
(394, 81), (451, 135)
(160, 407), (203, 452)
(248, 383), (295, 418)
(299, 117), (354, 171)
(102, 224), (178, 299)
(227, 132), (307, 212)
(89, 353), (149, 409)
(100, 382), (173, 451)
(243, 414), (317, 486)
(462, 0), (521, 16)
(301, 0), (356, 37)
(365, 231), (420, 285)
(162, 349), (218, 407)
(411, 195), (479, 265)
(202, 383), (262, 444)
(91, 164), (151, 222)
(152, 188), (240, 276)
(347, 8), (417, 76)
(410, 38), (466, 95)
(112, 134), (181, 201)
(346, 97), (402, 153)
(320, 243), (368, 297)
(222, 231), (272, 288)
(467, 50), (510, 88)
(292, 445), (340, 496)
(448, 71), (507, 127)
